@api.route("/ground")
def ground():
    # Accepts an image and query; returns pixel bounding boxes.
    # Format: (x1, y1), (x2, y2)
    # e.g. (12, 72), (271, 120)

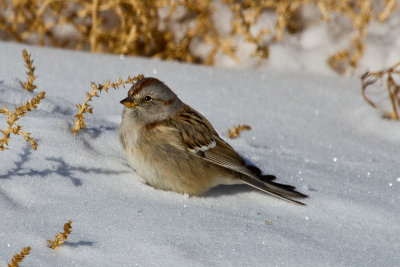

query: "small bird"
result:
(119, 77), (307, 205)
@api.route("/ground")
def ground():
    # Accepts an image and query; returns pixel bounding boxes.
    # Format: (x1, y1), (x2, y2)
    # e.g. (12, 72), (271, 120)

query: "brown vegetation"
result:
(22, 49), (38, 92)
(71, 74), (144, 134)
(0, 1), (396, 74)
(7, 247), (31, 267)
(228, 124), (251, 139)
(0, 91), (45, 151)
(362, 62), (400, 120)
(47, 220), (73, 249)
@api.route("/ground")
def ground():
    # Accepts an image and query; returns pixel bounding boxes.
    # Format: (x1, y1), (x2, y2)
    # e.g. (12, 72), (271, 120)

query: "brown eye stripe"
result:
(162, 99), (174, 106)
(132, 78), (162, 95)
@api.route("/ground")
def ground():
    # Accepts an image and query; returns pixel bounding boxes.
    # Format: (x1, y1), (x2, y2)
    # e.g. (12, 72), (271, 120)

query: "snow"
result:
(1, 39), (400, 266)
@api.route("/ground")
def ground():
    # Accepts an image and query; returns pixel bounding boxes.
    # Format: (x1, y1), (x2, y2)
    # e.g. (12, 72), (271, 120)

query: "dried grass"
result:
(47, 220), (72, 249)
(71, 74), (144, 134)
(228, 124), (251, 139)
(0, 48), (46, 151)
(325, 1), (371, 74)
(361, 62), (400, 120)
(22, 49), (38, 92)
(0, 1), (396, 74)
(7, 247), (31, 267)
(0, 91), (45, 151)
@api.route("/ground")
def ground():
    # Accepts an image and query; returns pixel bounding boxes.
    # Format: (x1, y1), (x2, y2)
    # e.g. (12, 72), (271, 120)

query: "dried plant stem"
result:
(1, 0), (394, 72)
(90, 0), (99, 52)
(47, 220), (73, 249)
(361, 62), (400, 120)
(22, 49), (38, 91)
(8, 247), (31, 267)
(387, 75), (400, 120)
(324, 0), (383, 74)
(0, 92), (46, 151)
(379, 0), (397, 22)
(71, 74), (144, 134)
(228, 124), (252, 139)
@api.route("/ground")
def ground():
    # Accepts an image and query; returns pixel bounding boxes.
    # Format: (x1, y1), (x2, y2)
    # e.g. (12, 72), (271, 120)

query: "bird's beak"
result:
(120, 97), (137, 108)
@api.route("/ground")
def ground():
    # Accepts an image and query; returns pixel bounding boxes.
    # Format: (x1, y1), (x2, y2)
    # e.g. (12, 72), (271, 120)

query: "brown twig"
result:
(47, 220), (73, 249)
(228, 124), (252, 139)
(22, 49), (38, 92)
(90, 0), (99, 52)
(0, 92), (46, 151)
(361, 62), (400, 120)
(379, 0), (397, 22)
(71, 74), (144, 134)
(8, 247), (31, 267)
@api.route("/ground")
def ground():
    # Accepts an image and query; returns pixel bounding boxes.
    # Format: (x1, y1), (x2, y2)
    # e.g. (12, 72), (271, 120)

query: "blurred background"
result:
(0, 0), (399, 74)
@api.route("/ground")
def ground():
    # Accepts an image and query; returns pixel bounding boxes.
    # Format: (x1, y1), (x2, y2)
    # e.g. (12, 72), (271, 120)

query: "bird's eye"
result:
(144, 96), (152, 101)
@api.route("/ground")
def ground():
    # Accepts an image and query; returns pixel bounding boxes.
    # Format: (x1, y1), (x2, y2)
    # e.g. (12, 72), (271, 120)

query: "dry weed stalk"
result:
(0, 1), (396, 72)
(228, 124), (252, 139)
(47, 220), (72, 249)
(0, 91), (45, 151)
(378, 0), (397, 21)
(71, 74), (144, 134)
(22, 49), (38, 92)
(325, 0), (396, 74)
(361, 62), (400, 120)
(8, 247), (31, 267)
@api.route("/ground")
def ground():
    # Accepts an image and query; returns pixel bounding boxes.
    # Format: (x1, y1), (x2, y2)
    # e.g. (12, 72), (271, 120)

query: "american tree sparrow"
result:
(119, 77), (307, 205)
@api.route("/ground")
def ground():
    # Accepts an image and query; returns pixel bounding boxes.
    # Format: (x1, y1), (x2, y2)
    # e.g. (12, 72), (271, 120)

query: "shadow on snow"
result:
(0, 143), (127, 186)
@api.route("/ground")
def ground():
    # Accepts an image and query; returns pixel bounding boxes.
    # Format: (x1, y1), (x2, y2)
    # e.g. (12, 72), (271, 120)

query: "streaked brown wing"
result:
(169, 104), (307, 204)
(169, 104), (260, 179)
(202, 137), (259, 178)
(169, 104), (218, 153)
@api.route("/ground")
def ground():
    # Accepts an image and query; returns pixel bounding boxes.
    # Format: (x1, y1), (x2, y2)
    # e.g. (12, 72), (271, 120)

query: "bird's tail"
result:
(240, 166), (308, 205)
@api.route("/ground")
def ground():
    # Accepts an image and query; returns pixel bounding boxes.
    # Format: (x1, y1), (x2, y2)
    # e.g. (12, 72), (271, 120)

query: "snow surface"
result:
(0, 41), (399, 266)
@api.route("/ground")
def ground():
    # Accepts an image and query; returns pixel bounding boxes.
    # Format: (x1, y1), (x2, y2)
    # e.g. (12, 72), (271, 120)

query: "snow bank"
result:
(0, 42), (399, 266)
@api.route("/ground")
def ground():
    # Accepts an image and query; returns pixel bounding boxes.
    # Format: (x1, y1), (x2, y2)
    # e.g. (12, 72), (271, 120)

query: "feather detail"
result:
(167, 104), (307, 204)
(240, 177), (307, 205)
(187, 140), (216, 153)
(169, 104), (218, 153)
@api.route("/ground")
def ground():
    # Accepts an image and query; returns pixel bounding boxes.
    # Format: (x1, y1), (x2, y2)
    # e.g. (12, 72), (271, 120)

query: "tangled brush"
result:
(0, 0), (396, 74)
(362, 61), (400, 120)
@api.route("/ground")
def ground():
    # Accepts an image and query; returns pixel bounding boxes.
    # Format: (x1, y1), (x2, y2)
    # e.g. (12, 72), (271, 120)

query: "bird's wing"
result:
(169, 105), (307, 205)
(203, 137), (307, 205)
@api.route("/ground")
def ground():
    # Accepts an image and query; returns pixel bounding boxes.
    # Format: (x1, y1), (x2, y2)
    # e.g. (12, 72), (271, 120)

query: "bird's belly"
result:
(123, 147), (165, 188)
(121, 134), (240, 195)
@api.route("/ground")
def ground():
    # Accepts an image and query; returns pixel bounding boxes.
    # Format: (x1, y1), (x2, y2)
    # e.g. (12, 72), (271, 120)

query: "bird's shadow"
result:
(204, 184), (254, 198)
(0, 143), (128, 186)
(64, 240), (96, 248)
